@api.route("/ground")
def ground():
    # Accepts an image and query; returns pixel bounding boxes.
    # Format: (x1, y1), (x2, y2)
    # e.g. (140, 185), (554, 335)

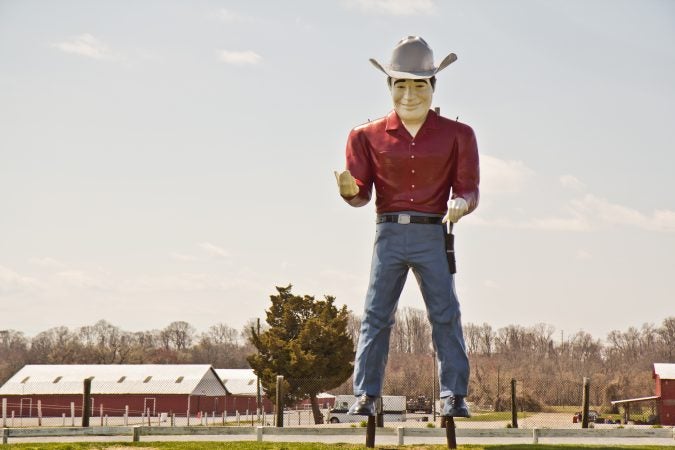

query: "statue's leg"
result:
(410, 224), (469, 398)
(353, 222), (409, 397)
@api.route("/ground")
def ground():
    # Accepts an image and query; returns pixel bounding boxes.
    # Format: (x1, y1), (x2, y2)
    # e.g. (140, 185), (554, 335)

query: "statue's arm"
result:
(448, 127), (480, 221)
(337, 129), (373, 207)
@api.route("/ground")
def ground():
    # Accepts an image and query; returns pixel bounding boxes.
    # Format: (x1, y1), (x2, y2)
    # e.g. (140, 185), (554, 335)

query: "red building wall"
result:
(224, 395), (273, 415)
(0, 394), (232, 417)
(658, 378), (675, 426)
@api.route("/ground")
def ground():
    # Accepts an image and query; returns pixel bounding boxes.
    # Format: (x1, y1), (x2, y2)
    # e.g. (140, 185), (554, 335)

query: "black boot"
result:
(441, 395), (471, 418)
(348, 394), (377, 416)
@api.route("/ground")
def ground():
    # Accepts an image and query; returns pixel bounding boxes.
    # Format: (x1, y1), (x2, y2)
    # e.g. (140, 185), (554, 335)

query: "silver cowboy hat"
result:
(370, 36), (457, 80)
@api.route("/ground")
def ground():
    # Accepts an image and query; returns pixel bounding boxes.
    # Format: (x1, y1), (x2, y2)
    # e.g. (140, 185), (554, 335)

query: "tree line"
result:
(1, 302), (673, 413)
(0, 319), (256, 385)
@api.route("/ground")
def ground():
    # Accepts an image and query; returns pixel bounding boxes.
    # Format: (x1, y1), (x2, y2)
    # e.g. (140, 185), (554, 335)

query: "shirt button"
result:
(410, 198), (414, 202)
(411, 155), (415, 159)
(412, 185), (415, 188)
(412, 142), (416, 146)
(411, 170), (415, 174)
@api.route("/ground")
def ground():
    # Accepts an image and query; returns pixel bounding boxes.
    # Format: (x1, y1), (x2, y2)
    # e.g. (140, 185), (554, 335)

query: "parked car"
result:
(406, 395), (432, 414)
(572, 410), (619, 424)
(573, 410), (598, 423)
(327, 395), (406, 423)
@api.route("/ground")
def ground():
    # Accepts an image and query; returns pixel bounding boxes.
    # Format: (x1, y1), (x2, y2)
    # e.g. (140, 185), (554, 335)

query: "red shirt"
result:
(342, 109), (480, 215)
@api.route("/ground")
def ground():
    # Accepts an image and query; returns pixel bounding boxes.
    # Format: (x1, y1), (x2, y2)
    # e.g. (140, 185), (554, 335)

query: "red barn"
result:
(216, 369), (273, 414)
(654, 363), (675, 425)
(0, 364), (227, 418)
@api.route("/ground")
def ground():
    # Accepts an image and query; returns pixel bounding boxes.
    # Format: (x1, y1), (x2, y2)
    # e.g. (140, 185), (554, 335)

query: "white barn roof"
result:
(215, 369), (257, 396)
(654, 363), (675, 380)
(0, 364), (227, 396)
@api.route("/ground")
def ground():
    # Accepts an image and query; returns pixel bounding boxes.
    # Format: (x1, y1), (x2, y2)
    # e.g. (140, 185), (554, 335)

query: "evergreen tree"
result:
(247, 285), (354, 424)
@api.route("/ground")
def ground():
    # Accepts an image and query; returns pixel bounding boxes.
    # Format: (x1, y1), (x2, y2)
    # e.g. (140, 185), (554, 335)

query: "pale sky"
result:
(1, 0), (674, 340)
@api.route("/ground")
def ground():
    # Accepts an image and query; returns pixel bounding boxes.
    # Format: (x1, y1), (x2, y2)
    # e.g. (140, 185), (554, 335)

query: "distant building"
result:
(610, 363), (675, 425)
(215, 368), (272, 414)
(654, 363), (675, 425)
(0, 364), (227, 417)
(215, 369), (336, 413)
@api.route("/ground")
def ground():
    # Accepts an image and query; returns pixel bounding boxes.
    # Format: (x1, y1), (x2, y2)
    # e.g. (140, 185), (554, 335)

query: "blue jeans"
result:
(353, 212), (469, 398)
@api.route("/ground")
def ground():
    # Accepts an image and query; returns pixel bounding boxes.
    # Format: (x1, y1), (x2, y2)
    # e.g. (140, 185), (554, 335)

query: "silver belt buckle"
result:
(397, 214), (411, 224)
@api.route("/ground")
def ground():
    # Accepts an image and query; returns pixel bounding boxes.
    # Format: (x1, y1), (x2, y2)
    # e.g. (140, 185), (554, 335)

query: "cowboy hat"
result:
(370, 36), (457, 80)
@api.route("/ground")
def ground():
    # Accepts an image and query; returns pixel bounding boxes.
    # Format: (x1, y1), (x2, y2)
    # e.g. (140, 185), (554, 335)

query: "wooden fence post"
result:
(365, 416), (376, 448)
(2, 398), (7, 428)
(511, 378), (518, 428)
(70, 402), (75, 426)
(82, 377), (92, 427)
(581, 377), (590, 428)
(37, 400), (42, 426)
(275, 375), (284, 428)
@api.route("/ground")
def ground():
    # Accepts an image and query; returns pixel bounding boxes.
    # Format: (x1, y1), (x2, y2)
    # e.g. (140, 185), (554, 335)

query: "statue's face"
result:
(390, 78), (433, 123)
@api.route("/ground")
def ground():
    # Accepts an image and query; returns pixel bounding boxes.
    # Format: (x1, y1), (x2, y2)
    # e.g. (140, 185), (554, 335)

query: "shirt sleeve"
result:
(342, 128), (373, 207)
(452, 126), (480, 214)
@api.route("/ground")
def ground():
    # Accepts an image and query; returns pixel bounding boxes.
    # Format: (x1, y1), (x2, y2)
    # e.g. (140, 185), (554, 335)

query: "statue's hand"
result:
(443, 198), (468, 223)
(334, 170), (359, 197)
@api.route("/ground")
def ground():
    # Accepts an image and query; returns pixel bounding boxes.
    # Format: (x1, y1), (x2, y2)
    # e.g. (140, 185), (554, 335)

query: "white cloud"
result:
(122, 270), (263, 294)
(522, 214), (590, 232)
(55, 270), (110, 290)
(480, 154), (534, 195)
(344, 0), (436, 15)
(0, 266), (40, 294)
(560, 175), (586, 191)
(217, 50), (262, 65)
(170, 252), (199, 262)
(51, 33), (118, 60)
(28, 257), (66, 269)
(198, 242), (230, 258)
(571, 195), (675, 232)
(486, 194), (675, 232)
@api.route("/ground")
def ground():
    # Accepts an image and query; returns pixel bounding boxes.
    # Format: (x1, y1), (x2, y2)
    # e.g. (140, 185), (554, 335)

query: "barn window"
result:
(53, 376), (62, 383)
(117, 376), (126, 383)
(175, 376), (184, 383)
(21, 376), (30, 383)
(143, 376), (152, 383)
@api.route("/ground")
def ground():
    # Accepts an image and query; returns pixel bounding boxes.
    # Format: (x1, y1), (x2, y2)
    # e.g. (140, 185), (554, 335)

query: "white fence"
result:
(2, 425), (674, 445)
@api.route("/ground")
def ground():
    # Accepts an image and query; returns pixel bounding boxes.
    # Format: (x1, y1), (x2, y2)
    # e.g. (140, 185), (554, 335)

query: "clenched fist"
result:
(443, 198), (468, 223)
(334, 170), (360, 197)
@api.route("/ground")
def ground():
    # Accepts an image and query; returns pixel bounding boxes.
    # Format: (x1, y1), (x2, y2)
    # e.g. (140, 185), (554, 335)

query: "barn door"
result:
(144, 397), (156, 416)
(20, 398), (32, 417)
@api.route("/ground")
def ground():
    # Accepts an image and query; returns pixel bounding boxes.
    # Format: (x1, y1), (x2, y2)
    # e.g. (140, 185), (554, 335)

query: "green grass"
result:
(3, 443), (674, 450)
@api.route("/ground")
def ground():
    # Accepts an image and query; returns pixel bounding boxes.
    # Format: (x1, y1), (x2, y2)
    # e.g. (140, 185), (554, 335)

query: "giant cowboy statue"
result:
(334, 36), (480, 418)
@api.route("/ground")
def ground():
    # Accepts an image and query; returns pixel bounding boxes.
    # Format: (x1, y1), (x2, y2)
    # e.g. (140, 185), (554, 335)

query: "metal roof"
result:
(0, 364), (227, 396)
(215, 369), (257, 396)
(611, 395), (660, 405)
(654, 363), (675, 380)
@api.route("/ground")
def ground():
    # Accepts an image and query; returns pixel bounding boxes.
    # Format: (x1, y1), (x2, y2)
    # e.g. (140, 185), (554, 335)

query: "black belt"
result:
(376, 214), (443, 225)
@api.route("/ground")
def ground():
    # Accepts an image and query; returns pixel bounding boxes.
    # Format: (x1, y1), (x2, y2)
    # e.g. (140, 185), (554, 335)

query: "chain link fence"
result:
(2, 376), (660, 430)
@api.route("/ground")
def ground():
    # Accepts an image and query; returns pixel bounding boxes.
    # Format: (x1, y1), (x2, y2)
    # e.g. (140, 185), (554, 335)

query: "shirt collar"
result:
(385, 108), (440, 133)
